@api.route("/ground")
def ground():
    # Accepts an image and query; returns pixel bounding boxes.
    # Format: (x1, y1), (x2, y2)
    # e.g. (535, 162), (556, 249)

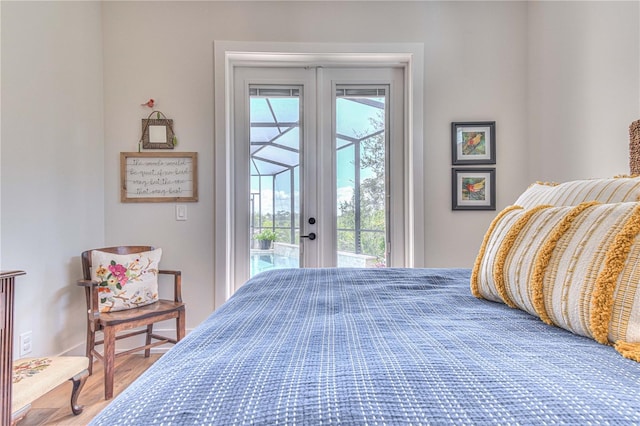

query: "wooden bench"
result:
(11, 356), (89, 424)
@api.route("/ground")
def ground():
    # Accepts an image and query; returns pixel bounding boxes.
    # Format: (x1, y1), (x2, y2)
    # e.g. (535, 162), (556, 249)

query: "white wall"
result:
(528, 1), (640, 182)
(101, 1), (217, 329)
(1, 1), (637, 357)
(1, 1), (104, 357)
(421, 1), (529, 265)
(101, 1), (530, 323)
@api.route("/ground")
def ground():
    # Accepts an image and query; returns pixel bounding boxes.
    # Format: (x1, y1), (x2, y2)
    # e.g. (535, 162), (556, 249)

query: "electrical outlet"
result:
(19, 331), (32, 357)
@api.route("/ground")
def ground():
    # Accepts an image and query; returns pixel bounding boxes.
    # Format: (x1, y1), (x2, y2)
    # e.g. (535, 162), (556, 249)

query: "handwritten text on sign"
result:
(125, 156), (194, 198)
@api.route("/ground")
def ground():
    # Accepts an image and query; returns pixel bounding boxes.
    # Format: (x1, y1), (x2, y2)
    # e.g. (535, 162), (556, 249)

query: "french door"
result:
(233, 66), (405, 283)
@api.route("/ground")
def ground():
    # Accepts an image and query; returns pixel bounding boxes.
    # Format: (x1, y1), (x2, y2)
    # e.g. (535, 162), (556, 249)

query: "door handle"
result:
(300, 232), (316, 240)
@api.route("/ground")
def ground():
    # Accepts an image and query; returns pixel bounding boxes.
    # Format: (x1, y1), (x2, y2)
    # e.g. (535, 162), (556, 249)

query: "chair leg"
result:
(103, 327), (116, 399)
(70, 369), (89, 415)
(177, 310), (186, 341)
(145, 324), (153, 358)
(86, 324), (95, 375)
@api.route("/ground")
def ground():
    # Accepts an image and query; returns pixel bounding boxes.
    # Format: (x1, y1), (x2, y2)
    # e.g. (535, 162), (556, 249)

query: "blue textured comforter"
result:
(91, 268), (640, 425)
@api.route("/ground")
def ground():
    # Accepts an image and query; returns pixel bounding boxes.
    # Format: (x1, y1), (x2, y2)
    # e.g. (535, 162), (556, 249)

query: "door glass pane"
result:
(249, 86), (301, 277)
(336, 87), (388, 268)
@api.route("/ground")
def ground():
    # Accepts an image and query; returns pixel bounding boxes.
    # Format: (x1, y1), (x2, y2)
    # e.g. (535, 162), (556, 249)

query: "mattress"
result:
(90, 268), (640, 425)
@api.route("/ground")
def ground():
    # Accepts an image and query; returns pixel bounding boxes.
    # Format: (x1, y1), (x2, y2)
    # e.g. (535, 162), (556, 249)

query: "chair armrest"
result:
(76, 279), (99, 287)
(158, 270), (182, 303)
(76, 279), (100, 321)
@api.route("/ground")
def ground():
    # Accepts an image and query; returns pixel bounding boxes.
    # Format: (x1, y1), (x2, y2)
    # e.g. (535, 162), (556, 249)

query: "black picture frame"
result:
(452, 168), (496, 211)
(451, 121), (496, 165)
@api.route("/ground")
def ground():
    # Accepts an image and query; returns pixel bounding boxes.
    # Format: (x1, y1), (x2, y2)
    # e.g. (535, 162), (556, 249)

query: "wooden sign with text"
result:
(120, 152), (198, 203)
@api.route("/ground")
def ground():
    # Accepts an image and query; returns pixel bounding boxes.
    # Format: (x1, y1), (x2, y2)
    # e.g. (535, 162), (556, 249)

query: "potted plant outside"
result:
(255, 229), (277, 250)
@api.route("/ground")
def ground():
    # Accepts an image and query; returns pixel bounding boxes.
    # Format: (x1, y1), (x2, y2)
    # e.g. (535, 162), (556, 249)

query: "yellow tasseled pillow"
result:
(472, 200), (640, 362)
(536, 202), (639, 339)
(514, 176), (640, 208)
(471, 205), (526, 304)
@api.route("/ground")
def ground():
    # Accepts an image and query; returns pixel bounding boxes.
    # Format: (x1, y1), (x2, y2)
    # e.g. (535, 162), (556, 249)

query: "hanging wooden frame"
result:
(140, 111), (176, 149)
(121, 152), (198, 203)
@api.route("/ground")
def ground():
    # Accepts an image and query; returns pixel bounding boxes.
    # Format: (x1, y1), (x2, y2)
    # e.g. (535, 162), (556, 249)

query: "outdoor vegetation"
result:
(336, 112), (386, 265)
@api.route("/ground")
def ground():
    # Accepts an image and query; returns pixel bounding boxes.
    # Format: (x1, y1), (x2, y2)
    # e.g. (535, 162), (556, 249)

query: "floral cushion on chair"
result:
(91, 248), (162, 313)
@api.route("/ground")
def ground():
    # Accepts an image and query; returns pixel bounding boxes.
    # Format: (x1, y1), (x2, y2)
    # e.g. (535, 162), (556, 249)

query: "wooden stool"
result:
(11, 356), (89, 424)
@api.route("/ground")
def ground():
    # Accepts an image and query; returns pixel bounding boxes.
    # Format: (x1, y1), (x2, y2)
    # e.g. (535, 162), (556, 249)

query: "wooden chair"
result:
(77, 246), (185, 399)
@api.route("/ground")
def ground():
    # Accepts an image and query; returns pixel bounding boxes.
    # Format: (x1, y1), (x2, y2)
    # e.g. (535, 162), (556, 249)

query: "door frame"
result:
(213, 41), (425, 308)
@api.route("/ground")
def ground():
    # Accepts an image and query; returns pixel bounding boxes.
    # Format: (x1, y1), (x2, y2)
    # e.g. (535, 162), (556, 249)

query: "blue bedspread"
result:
(91, 268), (640, 425)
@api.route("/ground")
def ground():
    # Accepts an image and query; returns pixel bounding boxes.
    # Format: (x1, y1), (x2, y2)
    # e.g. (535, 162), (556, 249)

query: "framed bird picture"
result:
(452, 168), (495, 210)
(451, 121), (496, 165)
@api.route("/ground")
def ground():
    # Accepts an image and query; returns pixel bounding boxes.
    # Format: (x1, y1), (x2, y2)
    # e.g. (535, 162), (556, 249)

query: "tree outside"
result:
(337, 110), (387, 266)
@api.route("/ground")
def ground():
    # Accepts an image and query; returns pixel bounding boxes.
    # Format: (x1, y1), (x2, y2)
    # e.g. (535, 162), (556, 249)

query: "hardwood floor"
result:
(17, 354), (161, 425)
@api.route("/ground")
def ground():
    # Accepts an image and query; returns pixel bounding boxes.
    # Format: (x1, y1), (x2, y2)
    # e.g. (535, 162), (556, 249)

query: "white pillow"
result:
(91, 248), (161, 313)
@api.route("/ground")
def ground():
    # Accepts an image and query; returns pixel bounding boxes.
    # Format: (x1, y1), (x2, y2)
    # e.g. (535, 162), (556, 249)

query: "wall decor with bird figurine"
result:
(139, 99), (178, 151)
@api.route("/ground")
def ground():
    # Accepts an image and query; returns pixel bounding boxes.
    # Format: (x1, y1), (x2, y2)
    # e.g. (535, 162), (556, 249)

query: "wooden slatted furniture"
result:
(1, 271), (88, 424)
(1, 271), (25, 425)
(78, 246), (186, 399)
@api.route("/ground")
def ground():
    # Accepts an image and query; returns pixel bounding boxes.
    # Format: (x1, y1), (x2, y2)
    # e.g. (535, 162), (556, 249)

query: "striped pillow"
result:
(472, 201), (640, 362)
(471, 205), (526, 304)
(536, 202), (638, 339)
(472, 204), (555, 314)
(514, 176), (640, 208)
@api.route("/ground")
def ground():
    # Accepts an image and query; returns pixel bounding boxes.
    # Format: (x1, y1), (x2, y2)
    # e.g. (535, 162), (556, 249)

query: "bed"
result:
(92, 129), (640, 424)
(91, 265), (640, 424)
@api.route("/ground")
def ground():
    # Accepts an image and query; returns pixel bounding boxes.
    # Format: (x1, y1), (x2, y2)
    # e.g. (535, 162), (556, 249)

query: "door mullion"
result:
(354, 139), (362, 255)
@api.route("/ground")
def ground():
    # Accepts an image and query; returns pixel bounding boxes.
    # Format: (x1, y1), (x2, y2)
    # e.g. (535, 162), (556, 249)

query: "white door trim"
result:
(213, 41), (425, 309)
